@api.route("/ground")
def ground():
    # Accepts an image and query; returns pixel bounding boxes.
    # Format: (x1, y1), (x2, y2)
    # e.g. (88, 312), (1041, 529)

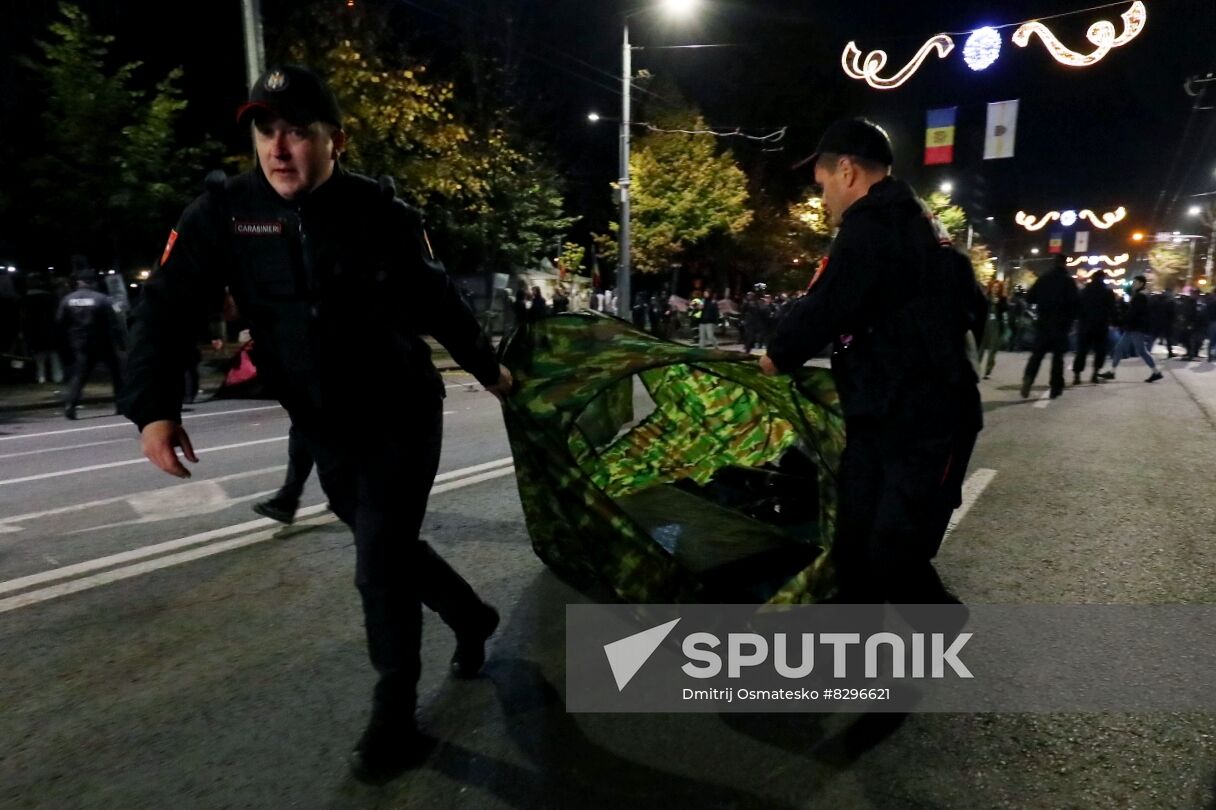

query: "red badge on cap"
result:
(160, 229), (178, 267)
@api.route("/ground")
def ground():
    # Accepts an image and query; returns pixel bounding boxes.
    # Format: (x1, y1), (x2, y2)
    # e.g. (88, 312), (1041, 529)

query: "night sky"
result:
(2, 0), (1213, 265)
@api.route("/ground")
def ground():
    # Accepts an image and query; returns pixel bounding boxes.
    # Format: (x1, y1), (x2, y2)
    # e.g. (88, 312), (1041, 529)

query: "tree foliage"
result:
(1148, 243), (1192, 290)
(21, 4), (214, 266)
(282, 8), (573, 273)
(598, 111), (753, 274)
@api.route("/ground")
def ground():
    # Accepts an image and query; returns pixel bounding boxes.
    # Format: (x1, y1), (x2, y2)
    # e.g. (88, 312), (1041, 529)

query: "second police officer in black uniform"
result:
(120, 65), (513, 782)
(761, 119), (985, 606)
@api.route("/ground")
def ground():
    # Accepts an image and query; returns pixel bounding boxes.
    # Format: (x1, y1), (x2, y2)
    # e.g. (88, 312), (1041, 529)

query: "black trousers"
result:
(297, 407), (486, 718)
(65, 344), (122, 411)
(273, 425), (315, 504)
(832, 423), (977, 604)
(1072, 325), (1109, 377)
(1023, 332), (1068, 395)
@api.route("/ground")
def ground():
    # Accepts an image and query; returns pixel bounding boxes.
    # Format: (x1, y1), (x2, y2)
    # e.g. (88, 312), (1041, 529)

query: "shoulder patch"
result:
(160, 229), (179, 267)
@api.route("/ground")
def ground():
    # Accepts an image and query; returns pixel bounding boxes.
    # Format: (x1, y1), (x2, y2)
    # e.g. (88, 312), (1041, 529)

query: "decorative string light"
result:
(1015, 210), (1059, 231)
(1013, 2), (1146, 67)
(1067, 254), (1131, 267)
(842, 1), (1148, 89)
(1076, 267), (1127, 279)
(1016, 207), (1127, 231)
(963, 27), (1002, 71)
(1079, 207), (1128, 229)
(841, 35), (954, 90)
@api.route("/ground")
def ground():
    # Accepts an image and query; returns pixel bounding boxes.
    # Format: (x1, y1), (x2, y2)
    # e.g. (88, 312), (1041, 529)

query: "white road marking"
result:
(0, 436), (288, 488)
(942, 468), (998, 542)
(430, 465), (515, 495)
(1033, 391), (1053, 408)
(0, 466), (287, 528)
(0, 457), (519, 613)
(0, 405), (283, 443)
(65, 489), (281, 535)
(433, 457), (512, 483)
(0, 438), (131, 461)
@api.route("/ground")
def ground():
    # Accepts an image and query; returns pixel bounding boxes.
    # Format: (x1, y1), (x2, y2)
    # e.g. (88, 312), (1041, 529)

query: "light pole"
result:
(619, 22), (633, 317)
(616, 0), (699, 317)
(240, 0), (266, 91)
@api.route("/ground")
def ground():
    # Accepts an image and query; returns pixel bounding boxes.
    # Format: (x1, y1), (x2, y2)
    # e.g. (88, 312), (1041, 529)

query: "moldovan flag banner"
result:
(984, 99), (1019, 160)
(1049, 232), (1064, 254)
(1074, 231), (1090, 253)
(925, 107), (956, 165)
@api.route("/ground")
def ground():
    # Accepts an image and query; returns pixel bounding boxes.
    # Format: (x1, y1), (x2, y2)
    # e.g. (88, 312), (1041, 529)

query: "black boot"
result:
(252, 496), (298, 525)
(451, 603), (500, 679)
(348, 710), (431, 784)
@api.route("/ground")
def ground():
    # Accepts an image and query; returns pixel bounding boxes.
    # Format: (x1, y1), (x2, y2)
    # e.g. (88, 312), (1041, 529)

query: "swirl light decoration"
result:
(1012, 2), (1146, 67)
(1067, 254), (1131, 267)
(1079, 207), (1128, 229)
(1016, 207), (1127, 231)
(841, 35), (954, 90)
(1014, 210), (1060, 231)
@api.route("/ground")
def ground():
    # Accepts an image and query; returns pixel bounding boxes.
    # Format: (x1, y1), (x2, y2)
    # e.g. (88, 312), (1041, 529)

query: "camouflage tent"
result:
(499, 312), (845, 604)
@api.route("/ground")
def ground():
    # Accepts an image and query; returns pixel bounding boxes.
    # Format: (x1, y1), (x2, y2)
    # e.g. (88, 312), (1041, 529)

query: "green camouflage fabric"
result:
(499, 312), (845, 604)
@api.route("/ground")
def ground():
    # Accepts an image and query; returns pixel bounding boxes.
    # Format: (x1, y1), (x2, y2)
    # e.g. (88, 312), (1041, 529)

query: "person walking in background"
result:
(699, 290), (720, 348)
(253, 425), (314, 524)
(1073, 270), (1116, 385)
(979, 279), (1007, 380)
(1020, 254), (1079, 399)
(59, 258), (125, 419)
(1100, 275), (1163, 383)
(20, 272), (63, 384)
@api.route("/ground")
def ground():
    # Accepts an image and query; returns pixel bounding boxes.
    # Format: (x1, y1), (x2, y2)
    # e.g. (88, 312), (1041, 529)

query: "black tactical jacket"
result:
(766, 177), (983, 437)
(121, 167), (499, 431)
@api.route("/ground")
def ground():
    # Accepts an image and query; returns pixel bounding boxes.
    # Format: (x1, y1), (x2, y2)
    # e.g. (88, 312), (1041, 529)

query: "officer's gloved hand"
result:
(485, 364), (514, 401)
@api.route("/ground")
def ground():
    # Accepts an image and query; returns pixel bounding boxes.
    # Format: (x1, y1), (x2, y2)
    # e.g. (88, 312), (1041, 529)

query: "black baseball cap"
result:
(794, 118), (894, 172)
(236, 65), (343, 129)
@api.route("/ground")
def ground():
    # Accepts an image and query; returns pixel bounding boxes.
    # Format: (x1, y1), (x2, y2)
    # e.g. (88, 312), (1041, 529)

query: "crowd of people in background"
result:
(975, 253), (1213, 399)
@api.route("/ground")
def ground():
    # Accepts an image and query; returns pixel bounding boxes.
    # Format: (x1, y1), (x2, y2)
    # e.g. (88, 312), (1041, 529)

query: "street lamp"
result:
(1031, 248), (1040, 255)
(617, 0), (700, 316)
(940, 181), (954, 194)
(587, 112), (602, 123)
(1189, 205), (1202, 217)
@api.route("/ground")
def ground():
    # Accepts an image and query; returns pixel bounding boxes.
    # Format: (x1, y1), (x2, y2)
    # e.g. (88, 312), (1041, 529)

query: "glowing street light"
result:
(940, 181), (954, 194)
(1132, 232), (1145, 241)
(1189, 205), (1202, 217)
(587, 112), (602, 122)
(1031, 248), (1040, 255)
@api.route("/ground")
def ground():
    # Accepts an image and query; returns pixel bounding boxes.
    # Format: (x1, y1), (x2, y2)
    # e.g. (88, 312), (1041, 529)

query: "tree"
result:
(1148, 243), (1192, 290)
(281, 6), (573, 274)
(921, 190), (968, 242)
(597, 110), (753, 275)
(558, 242), (586, 277)
(22, 4), (214, 266)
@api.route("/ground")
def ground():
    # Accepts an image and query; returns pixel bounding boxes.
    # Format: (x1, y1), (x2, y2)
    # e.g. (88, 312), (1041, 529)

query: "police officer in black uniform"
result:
(120, 65), (513, 782)
(761, 119), (984, 605)
(59, 258), (125, 419)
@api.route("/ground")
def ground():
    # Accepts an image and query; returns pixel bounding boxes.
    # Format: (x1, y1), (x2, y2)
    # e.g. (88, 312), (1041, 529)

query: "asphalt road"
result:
(1, 355), (1214, 809)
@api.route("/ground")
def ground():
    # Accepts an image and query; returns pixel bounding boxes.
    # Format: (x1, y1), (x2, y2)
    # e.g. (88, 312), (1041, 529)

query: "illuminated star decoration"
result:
(1013, 2), (1146, 67)
(1015, 207), (1128, 231)
(841, 35), (954, 90)
(963, 27), (1002, 71)
(842, 1), (1147, 89)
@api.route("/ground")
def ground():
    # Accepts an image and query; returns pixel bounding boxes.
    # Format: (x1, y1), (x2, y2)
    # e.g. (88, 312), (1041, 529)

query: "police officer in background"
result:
(59, 257), (125, 419)
(760, 118), (984, 605)
(119, 65), (512, 782)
